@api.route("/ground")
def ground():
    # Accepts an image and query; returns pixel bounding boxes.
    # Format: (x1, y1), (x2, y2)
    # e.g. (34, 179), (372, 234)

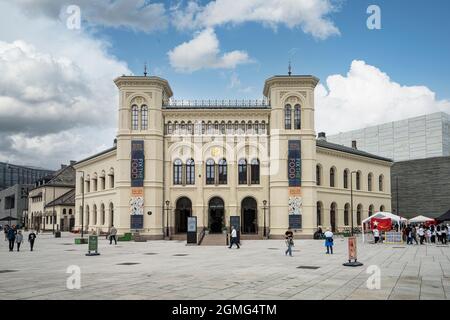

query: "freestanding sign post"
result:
(86, 235), (100, 256)
(187, 216), (197, 245)
(343, 236), (362, 267)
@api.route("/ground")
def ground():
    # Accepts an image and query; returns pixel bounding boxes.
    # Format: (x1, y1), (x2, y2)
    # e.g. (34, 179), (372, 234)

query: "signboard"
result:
(289, 215), (302, 229)
(384, 231), (403, 244)
(88, 235), (98, 252)
(348, 236), (357, 260)
(288, 140), (301, 187)
(130, 215), (144, 230)
(131, 140), (145, 187)
(187, 216), (197, 244)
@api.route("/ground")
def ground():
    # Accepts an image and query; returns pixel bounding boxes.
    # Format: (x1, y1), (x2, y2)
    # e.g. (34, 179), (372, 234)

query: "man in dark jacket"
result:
(28, 231), (37, 251)
(7, 226), (16, 252)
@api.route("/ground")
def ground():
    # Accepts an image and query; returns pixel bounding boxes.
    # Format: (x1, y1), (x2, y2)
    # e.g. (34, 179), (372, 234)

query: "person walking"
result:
(324, 228), (334, 254)
(405, 226), (412, 245)
(15, 231), (23, 252)
(7, 226), (16, 252)
(109, 225), (117, 245)
(373, 227), (380, 244)
(441, 225), (448, 245)
(284, 230), (294, 256)
(425, 227), (431, 244)
(228, 226), (240, 249)
(411, 226), (418, 245)
(437, 226), (442, 244)
(28, 230), (37, 251)
(418, 225), (425, 245)
(431, 225), (436, 244)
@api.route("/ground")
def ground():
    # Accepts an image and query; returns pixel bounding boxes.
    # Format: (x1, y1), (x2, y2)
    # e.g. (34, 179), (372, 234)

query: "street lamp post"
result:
(350, 171), (358, 237)
(77, 171), (85, 239)
(52, 186), (55, 234)
(165, 200), (170, 238)
(262, 200), (267, 238)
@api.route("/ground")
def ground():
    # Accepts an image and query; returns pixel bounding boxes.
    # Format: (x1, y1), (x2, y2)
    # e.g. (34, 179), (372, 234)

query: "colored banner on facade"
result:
(288, 140), (301, 187)
(131, 140), (145, 187)
(289, 215), (302, 229)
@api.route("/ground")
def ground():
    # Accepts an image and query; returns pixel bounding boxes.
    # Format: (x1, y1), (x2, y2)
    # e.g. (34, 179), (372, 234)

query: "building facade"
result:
(74, 74), (392, 239)
(27, 164), (75, 232)
(0, 162), (54, 191)
(0, 184), (32, 226)
(328, 112), (450, 162)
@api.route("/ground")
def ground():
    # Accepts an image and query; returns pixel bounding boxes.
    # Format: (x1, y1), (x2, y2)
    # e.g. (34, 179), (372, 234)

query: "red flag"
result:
(370, 217), (392, 231)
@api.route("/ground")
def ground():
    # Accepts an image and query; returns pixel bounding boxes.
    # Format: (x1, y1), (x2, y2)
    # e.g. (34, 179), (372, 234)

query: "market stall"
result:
(362, 211), (407, 243)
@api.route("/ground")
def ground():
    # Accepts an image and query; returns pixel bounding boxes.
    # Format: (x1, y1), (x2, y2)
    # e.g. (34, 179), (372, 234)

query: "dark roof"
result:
(74, 146), (117, 166)
(316, 140), (392, 162)
(45, 189), (75, 208)
(436, 209), (450, 222)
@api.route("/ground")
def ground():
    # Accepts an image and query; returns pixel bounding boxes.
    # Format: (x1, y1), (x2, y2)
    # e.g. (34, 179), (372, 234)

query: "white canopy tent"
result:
(362, 211), (408, 243)
(408, 215), (434, 223)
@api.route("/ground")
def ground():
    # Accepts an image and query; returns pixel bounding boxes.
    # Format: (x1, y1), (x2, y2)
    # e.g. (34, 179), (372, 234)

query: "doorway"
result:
(209, 197), (224, 233)
(241, 197), (257, 234)
(175, 197), (192, 233)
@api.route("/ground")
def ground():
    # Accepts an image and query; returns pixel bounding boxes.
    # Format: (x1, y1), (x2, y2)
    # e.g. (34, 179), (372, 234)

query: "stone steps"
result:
(201, 233), (227, 246)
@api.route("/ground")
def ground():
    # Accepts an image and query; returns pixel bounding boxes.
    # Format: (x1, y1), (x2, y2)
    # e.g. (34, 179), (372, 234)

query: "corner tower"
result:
(263, 74), (319, 238)
(114, 76), (173, 239)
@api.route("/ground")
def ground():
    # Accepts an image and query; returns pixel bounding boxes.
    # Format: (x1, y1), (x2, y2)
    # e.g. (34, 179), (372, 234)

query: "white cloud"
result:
(0, 2), (129, 169)
(172, 0), (340, 39)
(8, 0), (168, 33)
(168, 28), (251, 72)
(315, 60), (450, 135)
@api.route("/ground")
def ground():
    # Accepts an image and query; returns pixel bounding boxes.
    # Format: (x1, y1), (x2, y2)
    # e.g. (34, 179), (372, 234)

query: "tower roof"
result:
(114, 75), (173, 98)
(263, 75), (319, 97)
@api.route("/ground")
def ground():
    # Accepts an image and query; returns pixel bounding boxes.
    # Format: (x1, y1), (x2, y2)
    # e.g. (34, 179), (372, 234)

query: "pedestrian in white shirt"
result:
(418, 225), (425, 244)
(373, 227), (380, 244)
(228, 226), (240, 249)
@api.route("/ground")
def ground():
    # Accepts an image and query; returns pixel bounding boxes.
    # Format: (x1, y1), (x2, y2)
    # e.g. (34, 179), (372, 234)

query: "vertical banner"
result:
(130, 140), (144, 229)
(288, 140), (302, 229)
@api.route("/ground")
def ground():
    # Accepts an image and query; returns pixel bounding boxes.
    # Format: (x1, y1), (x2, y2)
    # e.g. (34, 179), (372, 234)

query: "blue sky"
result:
(0, 0), (449, 168)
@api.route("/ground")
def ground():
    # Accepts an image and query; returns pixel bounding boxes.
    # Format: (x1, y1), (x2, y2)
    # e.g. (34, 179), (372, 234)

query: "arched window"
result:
(93, 204), (97, 225)
(316, 165), (322, 186)
(316, 202), (322, 226)
(101, 203), (105, 225)
(250, 158), (260, 184)
(141, 105), (148, 130)
(260, 121), (266, 134)
(206, 159), (215, 185)
(254, 121), (259, 134)
(238, 158), (247, 185)
(344, 203), (350, 226)
(63, 209), (67, 215)
(294, 104), (301, 129)
(201, 121), (206, 134)
(173, 159), (183, 185)
(234, 121), (239, 134)
(207, 121), (213, 134)
(369, 204), (374, 217)
(167, 121), (173, 134)
(357, 204), (362, 225)
(227, 121), (232, 134)
(356, 171), (361, 190)
(330, 167), (336, 187)
(343, 169), (349, 189)
(240, 121), (246, 134)
(131, 105), (139, 130)
(368, 173), (373, 191)
(379, 175), (384, 191)
(218, 158), (227, 184)
(214, 121), (219, 134)
(284, 104), (292, 129)
(69, 209), (72, 215)
(186, 159), (195, 185)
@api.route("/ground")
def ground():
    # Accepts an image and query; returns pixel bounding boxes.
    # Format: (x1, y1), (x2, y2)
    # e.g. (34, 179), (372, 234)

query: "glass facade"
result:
(0, 162), (54, 191)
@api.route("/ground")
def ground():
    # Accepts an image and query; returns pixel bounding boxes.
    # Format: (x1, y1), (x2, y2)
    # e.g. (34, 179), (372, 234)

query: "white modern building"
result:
(328, 112), (450, 162)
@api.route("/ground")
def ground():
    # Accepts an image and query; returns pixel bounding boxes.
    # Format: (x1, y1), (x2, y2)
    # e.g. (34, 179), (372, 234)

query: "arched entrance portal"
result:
(175, 197), (192, 233)
(241, 197), (257, 234)
(209, 197), (224, 233)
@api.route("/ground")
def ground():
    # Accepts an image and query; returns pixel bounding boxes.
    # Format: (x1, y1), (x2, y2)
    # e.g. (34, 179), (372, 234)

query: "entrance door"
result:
(69, 217), (75, 231)
(175, 197), (192, 233)
(330, 203), (337, 232)
(241, 197), (257, 234)
(209, 197), (224, 233)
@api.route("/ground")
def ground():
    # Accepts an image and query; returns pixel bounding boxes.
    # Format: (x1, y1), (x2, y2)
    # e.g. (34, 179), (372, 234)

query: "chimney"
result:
(70, 160), (76, 166)
(317, 132), (327, 141)
(352, 140), (357, 149)
(113, 138), (117, 147)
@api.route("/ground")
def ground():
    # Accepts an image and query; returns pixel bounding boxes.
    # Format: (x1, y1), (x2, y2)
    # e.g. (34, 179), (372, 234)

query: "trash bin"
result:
(55, 231), (61, 238)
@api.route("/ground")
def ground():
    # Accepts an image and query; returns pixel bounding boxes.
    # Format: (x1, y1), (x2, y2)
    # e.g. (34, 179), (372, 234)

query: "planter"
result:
(74, 238), (88, 244)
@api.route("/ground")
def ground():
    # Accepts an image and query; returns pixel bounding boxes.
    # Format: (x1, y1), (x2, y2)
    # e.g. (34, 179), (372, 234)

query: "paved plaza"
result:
(1, 232), (450, 300)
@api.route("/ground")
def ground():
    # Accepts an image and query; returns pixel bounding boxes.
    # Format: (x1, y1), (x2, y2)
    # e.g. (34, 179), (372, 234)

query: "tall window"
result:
(316, 202), (322, 226)
(218, 158), (227, 184)
(294, 104), (301, 129)
(141, 105), (148, 130)
(368, 173), (373, 191)
(357, 204), (362, 225)
(356, 171), (361, 190)
(206, 159), (215, 185)
(186, 159), (195, 185)
(316, 165), (321, 185)
(109, 173), (114, 188)
(344, 203), (350, 226)
(131, 105), (139, 130)
(173, 159), (183, 185)
(284, 104), (292, 129)
(250, 159), (260, 184)
(379, 175), (384, 191)
(368, 205), (374, 217)
(238, 159), (247, 184)
(330, 167), (335, 187)
(343, 169), (349, 189)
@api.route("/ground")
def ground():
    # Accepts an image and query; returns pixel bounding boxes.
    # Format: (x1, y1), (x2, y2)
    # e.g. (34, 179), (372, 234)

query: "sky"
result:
(0, 0), (449, 169)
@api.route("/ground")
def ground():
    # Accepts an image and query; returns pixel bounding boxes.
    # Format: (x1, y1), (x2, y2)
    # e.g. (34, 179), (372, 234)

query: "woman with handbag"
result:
(324, 228), (334, 254)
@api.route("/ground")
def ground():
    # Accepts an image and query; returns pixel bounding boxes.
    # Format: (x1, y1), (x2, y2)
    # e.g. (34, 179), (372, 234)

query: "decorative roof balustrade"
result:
(163, 99), (270, 109)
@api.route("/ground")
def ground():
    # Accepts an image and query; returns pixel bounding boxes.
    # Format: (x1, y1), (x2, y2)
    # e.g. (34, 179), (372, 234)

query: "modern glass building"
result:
(0, 162), (54, 191)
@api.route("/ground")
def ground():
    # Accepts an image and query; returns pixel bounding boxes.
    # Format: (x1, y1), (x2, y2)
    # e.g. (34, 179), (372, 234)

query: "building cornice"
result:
(263, 75), (320, 97)
(114, 76), (173, 98)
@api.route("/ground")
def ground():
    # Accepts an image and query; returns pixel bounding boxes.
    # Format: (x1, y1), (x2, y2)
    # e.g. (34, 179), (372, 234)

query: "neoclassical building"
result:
(73, 74), (392, 239)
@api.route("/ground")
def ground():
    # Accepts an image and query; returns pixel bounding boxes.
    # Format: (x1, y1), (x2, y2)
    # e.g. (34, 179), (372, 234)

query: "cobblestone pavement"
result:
(1, 232), (450, 300)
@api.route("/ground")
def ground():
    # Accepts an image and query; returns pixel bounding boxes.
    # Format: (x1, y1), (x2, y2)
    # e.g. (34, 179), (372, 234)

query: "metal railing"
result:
(163, 99), (270, 109)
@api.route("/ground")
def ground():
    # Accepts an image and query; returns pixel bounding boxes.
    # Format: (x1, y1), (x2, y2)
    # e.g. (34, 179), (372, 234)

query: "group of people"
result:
(403, 224), (449, 245)
(285, 227), (334, 256)
(3, 225), (37, 252)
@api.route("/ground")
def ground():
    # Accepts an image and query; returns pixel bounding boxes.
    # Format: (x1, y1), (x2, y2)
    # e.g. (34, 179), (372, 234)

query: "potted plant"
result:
(222, 225), (228, 234)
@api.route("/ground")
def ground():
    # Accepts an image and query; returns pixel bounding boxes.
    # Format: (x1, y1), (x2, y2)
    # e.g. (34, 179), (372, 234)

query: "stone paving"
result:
(1, 232), (450, 300)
